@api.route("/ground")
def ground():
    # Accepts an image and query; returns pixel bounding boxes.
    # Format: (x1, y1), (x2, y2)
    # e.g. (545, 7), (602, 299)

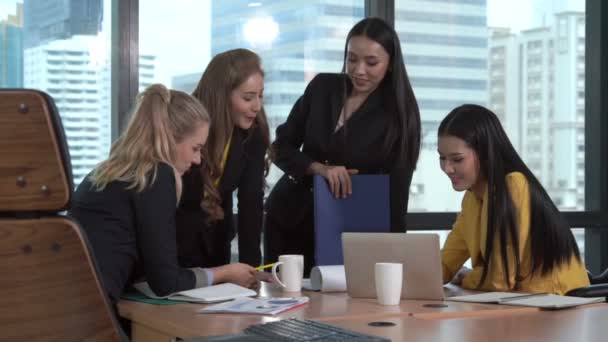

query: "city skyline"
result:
(1, 0), (585, 86)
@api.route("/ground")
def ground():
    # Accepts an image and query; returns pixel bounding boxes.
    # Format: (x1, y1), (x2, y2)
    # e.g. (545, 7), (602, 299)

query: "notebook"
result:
(342, 232), (445, 300)
(133, 282), (256, 303)
(199, 296), (309, 315)
(313, 174), (390, 266)
(447, 292), (606, 309)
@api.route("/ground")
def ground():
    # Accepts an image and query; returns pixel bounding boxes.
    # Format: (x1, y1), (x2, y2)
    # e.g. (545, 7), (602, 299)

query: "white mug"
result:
(271, 254), (304, 292)
(375, 262), (403, 305)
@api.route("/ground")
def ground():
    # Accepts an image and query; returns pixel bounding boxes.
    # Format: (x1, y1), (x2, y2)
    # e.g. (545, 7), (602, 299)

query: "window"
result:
(0, 0), (111, 185)
(140, 0), (364, 261)
(395, 0), (586, 257)
(140, 0), (363, 193)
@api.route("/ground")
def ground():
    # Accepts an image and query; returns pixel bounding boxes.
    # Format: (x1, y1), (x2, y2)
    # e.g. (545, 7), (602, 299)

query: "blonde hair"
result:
(90, 84), (210, 203)
(192, 48), (272, 221)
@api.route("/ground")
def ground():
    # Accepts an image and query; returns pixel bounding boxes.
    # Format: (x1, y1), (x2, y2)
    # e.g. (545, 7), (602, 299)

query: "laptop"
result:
(342, 232), (445, 300)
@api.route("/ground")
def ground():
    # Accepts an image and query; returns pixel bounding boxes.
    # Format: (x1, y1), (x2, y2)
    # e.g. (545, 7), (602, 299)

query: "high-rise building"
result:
(488, 12), (585, 210)
(21, 1), (157, 186)
(23, 0), (103, 48)
(488, 27), (520, 150)
(24, 35), (108, 184)
(23, 35), (157, 185)
(1, 3), (23, 87)
(396, 0), (488, 211)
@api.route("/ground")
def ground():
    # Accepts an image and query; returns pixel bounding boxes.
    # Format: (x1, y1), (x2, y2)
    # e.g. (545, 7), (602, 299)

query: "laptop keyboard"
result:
(244, 318), (390, 341)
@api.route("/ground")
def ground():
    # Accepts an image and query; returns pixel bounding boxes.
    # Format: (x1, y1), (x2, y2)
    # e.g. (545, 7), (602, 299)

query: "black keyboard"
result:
(244, 318), (389, 341)
(185, 318), (390, 342)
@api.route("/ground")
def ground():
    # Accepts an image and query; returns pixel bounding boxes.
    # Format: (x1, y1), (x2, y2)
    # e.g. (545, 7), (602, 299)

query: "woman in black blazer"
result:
(70, 84), (259, 307)
(176, 49), (272, 269)
(264, 17), (422, 275)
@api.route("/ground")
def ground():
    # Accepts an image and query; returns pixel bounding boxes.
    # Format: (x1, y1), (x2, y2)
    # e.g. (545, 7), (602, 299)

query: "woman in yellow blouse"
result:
(437, 104), (589, 295)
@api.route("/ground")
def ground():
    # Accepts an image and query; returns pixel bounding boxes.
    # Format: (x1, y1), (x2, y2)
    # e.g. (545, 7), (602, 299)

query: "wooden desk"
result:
(325, 305), (608, 342)
(118, 283), (540, 341)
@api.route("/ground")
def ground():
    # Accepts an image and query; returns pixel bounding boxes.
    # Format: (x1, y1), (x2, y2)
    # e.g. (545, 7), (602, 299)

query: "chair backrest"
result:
(0, 89), (122, 341)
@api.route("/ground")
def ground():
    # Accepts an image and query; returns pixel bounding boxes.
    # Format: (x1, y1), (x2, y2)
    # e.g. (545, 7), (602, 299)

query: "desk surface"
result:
(327, 305), (608, 342)
(118, 283), (544, 341)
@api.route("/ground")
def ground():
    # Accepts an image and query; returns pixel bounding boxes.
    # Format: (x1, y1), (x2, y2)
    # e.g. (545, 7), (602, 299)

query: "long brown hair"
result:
(90, 84), (210, 204)
(192, 48), (272, 219)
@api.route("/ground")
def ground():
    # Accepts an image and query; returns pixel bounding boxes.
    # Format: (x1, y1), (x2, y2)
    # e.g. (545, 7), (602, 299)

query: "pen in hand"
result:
(255, 263), (274, 271)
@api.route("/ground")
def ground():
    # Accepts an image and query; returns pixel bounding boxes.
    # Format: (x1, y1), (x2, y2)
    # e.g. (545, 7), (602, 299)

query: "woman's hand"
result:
(310, 162), (358, 198)
(255, 271), (275, 283)
(451, 266), (472, 286)
(212, 263), (258, 289)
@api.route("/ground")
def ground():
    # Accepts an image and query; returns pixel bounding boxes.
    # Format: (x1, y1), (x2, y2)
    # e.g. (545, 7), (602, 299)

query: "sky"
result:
(0, 0), (586, 85)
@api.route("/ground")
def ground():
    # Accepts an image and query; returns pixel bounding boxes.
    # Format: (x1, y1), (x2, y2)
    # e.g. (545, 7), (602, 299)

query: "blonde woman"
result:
(70, 84), (258, 306)
(176, 49), (271, 270)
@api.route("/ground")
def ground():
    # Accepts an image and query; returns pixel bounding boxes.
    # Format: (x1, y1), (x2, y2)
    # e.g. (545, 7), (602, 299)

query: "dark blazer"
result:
(265, 73), (413, 232)
(70, 162), (196, 304)
(177, 126), (265, 267)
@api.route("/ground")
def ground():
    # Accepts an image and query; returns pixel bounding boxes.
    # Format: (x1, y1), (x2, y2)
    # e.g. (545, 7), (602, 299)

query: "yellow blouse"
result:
(441, 172), (589, 295)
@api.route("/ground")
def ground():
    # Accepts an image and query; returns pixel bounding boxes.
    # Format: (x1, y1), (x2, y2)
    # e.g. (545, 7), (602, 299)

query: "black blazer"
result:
(70, 162), (196, 304)
(177, 126), (265, 267)
(265, 73), (413, 232)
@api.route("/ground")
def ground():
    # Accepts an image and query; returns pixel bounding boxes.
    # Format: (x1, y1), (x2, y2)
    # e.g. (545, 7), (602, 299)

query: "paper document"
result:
(134, 282), (256, 303)
(199, 296), (309, 315)
(447, 291), (605, 309)
(500, 294), (605, 309)
(447, 292), (538, 303)
(309, 265), (347, 292)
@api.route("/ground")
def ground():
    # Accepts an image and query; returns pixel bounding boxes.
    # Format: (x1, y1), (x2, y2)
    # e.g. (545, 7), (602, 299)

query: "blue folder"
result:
(313, 174), (390, 266)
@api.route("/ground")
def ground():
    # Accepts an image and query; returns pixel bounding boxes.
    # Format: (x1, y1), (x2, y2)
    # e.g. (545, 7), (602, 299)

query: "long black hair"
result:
(439, 104), (581, 288)
(342, 17), (421, 171)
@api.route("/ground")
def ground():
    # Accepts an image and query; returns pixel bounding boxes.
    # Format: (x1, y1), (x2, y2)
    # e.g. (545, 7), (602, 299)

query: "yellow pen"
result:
(255, 263), (274, 271)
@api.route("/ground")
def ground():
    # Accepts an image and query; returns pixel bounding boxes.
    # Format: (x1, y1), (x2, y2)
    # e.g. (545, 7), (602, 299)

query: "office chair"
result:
(0, 89), (123, 341)
(566, 269), (608, 298)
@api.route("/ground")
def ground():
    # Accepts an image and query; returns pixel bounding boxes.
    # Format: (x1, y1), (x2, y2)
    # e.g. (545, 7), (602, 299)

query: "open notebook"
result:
(447, 292), (605, 309)
(134, 282), (256, 303)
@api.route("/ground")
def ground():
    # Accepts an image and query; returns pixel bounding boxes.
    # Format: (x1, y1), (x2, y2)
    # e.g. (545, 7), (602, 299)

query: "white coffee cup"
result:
(271, 254), (304, 292)
(374, 262), (403, 305)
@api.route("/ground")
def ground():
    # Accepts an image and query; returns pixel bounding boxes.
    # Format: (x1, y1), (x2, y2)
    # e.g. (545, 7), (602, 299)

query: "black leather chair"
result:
(566, 269), (608, 297)
(0, 89), (124, 340)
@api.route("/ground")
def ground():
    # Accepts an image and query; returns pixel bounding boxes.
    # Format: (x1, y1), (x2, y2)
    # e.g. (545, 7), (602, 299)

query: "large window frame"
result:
(112, 0), (608, 273)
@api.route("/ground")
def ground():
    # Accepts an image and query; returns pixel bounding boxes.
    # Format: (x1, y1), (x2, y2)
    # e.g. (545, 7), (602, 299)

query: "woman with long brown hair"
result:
(176, 49), (272, 270)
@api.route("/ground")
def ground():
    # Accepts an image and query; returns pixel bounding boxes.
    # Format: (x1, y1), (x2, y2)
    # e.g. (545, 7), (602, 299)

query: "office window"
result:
(140, 0), (363, 261)
(140, 0), (363, 193)
(0, 0), (112, 186)
(396, 0), (586, 256)
(397, 0), (585, 211)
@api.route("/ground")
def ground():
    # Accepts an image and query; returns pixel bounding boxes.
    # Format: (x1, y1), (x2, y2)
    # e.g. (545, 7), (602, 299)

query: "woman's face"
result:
(174, 122), (209, 175)
(230, 72), (264, 130)
(346, 35), (391, 96)
(438, 135), (483, 193)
